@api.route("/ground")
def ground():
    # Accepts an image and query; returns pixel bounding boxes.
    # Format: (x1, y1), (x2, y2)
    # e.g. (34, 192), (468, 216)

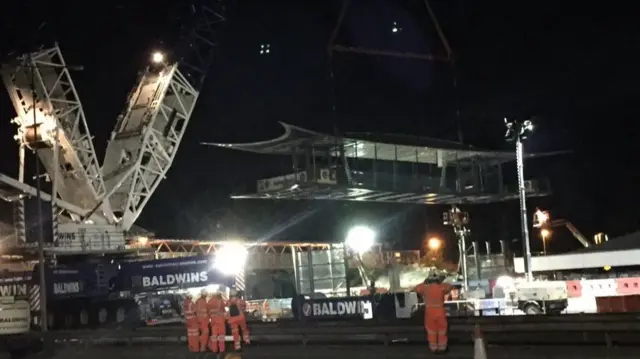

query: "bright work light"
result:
(345, 226), (376, 254)
(213, 242), (248, 275)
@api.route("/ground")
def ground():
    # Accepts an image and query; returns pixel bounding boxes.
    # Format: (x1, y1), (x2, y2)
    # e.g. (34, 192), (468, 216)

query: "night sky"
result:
(0, 1), (638, 259)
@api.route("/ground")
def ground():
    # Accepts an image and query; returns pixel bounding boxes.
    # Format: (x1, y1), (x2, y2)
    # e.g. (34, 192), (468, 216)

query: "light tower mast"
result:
(443, 205), (470, 291)
(504, 117), (535, 281)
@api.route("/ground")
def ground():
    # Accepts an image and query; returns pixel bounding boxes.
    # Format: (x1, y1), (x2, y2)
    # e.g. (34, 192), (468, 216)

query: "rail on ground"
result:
(45, 313), (640, 347)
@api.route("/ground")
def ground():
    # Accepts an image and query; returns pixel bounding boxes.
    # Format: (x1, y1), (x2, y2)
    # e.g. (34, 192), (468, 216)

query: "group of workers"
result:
(183, 288), (250, 353)
(181, 271), (451, 354)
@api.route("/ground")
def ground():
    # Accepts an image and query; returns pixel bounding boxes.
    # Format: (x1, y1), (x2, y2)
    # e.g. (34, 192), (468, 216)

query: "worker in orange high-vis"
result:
(195, 288), (210, 352)
(183, 292), (199, 352)
(415, 271), (453, 353)
(207, 290), (227, 354)
(227, 289), (250, 350)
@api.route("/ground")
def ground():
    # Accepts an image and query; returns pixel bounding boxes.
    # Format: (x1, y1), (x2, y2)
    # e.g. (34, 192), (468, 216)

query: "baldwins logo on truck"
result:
(0, 283), (28, 297)
(142, 272), (208, 287)
(302, 299), (372, 317)
(53, 282), (81, 295)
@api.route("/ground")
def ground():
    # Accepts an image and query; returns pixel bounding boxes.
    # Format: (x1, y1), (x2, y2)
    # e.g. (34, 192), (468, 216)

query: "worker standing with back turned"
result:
(415, 271), (453, 353)
(207, 290), (227, 355)
(195, 288), (210, 352)
(183, 293), (199, 352)
(227, 289), (250, 350)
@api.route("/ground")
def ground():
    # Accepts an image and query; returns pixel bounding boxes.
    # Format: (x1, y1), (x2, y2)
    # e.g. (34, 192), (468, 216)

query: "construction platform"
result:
(204, 123), (553, 204)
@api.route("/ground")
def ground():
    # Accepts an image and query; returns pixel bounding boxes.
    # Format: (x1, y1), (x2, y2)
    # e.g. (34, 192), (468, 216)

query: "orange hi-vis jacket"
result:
(417, 283), (453, 309)
(207, 296), (226, 317)
(184, 297), (196, 320)
(196, 297), (209, 318)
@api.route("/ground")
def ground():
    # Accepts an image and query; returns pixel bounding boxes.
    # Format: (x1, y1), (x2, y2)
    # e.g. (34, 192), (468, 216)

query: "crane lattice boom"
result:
(1, 45), (113, 221)
(101, 4), (225, 231)
(0, 4), (226, 253)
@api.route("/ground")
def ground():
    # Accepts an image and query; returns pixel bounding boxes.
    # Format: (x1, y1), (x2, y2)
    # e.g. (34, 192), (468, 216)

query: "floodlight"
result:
(534, 210), (549, 226)
(213, 242), (248, 275)
(495, 275), (515, 289)
(345, 226), (376, 253)
(151, 52), (164, 64)
(427, 237), (442, 250)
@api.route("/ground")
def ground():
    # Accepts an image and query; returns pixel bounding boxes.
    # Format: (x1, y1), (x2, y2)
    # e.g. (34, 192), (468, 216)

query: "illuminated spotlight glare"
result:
(345, 226), (376, 253)
(427, 237), (441, 250)
(495, 275), (515, 289)
(214, 242), (248, 275)
(151, 52), (164, 63)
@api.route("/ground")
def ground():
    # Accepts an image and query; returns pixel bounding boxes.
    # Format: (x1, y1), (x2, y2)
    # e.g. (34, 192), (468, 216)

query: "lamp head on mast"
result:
(504, 117), (534, 142)
(151, 51), (165, 64)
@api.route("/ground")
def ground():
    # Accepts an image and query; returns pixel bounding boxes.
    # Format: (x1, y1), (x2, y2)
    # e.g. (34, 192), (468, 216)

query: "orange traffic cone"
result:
(473, 324), (488, 359)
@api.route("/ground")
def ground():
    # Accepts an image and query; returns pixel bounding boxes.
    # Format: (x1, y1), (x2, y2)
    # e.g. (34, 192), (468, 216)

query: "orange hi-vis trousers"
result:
(198, 316), (210, 351)
(228, 314), (250, 350)
(186, 316), (200, 352)
(425, 307), (448, 352)
(209, 316), (226, 353)
(196, 297), (210, 352)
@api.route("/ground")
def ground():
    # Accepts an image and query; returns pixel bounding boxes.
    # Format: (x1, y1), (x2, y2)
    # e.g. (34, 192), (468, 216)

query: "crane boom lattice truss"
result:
(1, 45), (112, 221)
(1, 3), (226, 254)
(102, 5), (225, 231)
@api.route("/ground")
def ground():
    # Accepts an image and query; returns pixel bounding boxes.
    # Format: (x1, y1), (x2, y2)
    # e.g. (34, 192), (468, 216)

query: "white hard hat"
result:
(185, 292), (193, 298)
(229, 289), (237, 296)
(200, 288), (208, 296)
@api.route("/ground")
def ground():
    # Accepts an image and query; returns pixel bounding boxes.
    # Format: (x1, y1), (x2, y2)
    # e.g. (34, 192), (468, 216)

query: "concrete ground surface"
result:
(12, 343), (637, 359)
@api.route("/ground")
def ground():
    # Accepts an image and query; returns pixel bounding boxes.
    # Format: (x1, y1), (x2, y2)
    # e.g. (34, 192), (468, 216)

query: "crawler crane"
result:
(0, 2), (227, 328)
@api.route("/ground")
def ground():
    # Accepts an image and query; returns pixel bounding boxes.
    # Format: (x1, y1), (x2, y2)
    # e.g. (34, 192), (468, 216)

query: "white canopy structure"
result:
(204, 122), (558, 204)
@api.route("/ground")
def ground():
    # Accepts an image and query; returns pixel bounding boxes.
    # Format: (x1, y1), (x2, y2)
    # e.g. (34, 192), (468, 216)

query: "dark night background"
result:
(0, 1), (638, 259)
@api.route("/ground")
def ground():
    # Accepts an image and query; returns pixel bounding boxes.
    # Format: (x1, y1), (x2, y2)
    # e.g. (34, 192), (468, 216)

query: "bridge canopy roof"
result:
(203, 122), (557, 165)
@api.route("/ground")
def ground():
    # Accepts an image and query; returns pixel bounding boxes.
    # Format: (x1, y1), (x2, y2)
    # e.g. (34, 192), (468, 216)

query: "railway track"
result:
(60, 311), (640, 331)
(5, 312), (636, 359)
(7, 315), (640, 359)
(35, 341), (640, 359)
(45, 315), (640, 347)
